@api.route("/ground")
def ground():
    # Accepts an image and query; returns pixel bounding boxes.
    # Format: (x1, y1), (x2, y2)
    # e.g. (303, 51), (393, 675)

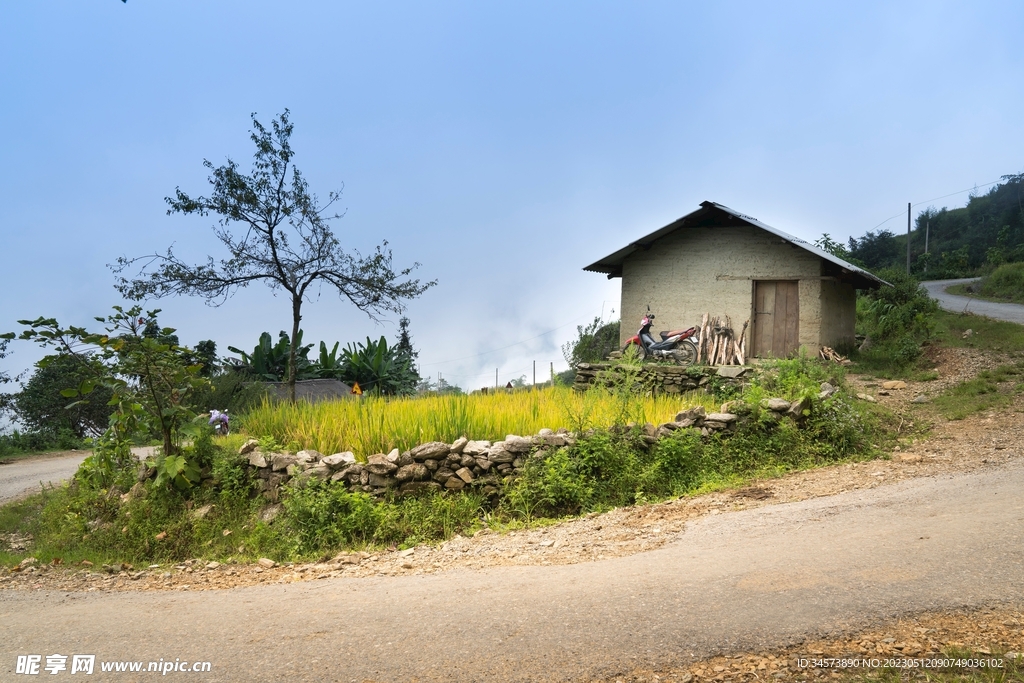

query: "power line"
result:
(867, 178), (1004, 232)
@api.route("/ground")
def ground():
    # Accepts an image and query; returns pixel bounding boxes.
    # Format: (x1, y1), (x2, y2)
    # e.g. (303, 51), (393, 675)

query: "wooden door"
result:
(752, 281), (799, 358)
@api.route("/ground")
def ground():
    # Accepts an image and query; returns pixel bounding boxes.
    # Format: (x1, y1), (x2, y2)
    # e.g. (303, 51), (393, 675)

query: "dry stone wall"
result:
(237, 385), (830, 502)
(572, 362), (749, 394)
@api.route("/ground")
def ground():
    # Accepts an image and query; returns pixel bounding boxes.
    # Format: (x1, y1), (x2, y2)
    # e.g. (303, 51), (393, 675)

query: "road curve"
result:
(923, 278), (1024, 324)
(3, 461), (1023, 682)
(0, 447), (157, 505)
(0, 453), (88, 505)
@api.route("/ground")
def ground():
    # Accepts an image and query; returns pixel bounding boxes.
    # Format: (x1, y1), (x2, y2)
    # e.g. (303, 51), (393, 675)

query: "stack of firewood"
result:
(697, 313), (748, 366)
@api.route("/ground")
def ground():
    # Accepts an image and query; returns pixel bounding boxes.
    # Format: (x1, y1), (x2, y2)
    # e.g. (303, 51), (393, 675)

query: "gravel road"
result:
(0, 453), (88, 505)
(923, 278), (1024, 324)
(3, 461), (1023, 682)
(0, 447), (157, 505)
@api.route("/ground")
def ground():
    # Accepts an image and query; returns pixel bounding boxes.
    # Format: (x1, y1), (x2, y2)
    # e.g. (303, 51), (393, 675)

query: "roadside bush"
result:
(856, 269), (939, 374)
(975, 262), (1024, 304)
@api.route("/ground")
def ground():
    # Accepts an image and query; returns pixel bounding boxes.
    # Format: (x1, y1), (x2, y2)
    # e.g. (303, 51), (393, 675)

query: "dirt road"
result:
(0, 447), (157, 505)
(3, 459), (1022, 682)
(923, 277), (1024, 324)
(0, 452), (88, 505)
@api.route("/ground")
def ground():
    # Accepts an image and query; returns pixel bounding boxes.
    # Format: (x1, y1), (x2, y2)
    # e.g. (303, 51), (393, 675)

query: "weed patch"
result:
(932, 361), (1024, 420)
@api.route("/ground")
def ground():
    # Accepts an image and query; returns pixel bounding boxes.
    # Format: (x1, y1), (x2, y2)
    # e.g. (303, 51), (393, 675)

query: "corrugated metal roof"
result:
(583, 201), (889, 288)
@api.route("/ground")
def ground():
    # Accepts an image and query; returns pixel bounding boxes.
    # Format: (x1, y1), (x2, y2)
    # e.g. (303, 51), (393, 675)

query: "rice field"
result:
(240, 386), (717, 459)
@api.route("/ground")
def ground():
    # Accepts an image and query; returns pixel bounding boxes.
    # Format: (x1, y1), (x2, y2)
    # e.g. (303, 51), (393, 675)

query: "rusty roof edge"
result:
(582, 201), (890, 287)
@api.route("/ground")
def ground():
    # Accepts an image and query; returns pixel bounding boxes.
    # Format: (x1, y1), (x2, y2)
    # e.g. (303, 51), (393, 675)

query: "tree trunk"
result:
(288, 296), (301, 403)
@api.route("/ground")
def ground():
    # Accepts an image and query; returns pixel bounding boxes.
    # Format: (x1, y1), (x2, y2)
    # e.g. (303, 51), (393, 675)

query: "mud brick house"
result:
(584, 202), (887, 358)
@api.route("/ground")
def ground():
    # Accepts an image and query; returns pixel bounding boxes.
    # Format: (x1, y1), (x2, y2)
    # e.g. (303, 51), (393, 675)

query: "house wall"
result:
(619, 225), (826, 356)
(818, 279), (857, 349)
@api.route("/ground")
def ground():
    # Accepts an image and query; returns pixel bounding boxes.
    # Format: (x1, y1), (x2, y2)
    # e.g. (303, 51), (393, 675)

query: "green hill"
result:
(846, 173), (1024, 278)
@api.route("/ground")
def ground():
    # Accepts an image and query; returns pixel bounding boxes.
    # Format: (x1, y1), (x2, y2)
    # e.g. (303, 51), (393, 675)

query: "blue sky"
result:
(1, 1), (1022, 391)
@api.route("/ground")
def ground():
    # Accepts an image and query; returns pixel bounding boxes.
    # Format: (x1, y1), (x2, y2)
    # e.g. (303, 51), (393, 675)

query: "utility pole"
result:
(533, 360), (536, 389)
(495, 368), (498, 390)
(925, 219), (930, 275)
(550, 361), (554, 387)
(906, 202), (912, 275)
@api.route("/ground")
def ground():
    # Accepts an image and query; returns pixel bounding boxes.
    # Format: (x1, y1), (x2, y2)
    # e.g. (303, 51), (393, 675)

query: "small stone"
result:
(385, 448), (400, 464)
(881, 380), (907, 390)
(538, 428), (554, 436)
(395, 463), (429, 482)
(367, 473), (397, 488)
(247, 452), (268, 468)
(763, 398), (791, 412)
(504, 435), (533, 453)
(205, 561), (220, 569)
(401, 562), (414, 569)
(450, 437), (469, 454)
(238, 439), (260, 455)
(912, 395), (930, 404)
(705, 413), (738, 424)
(270, 453), (299, 472)
(461, 440), (491, 456)
(258, 558), (277, 569)
(716, 366), (748, 378)
(260, 504), (283, 523)
(191, 504), (214, 520)
(444, 476), (466, 490)
(296, 449), (324, 463)
(155, 531), (168, 540)
(410, 441), (450, 460)
(322, 452), (356, 469)
(366, 453), (399, 475)
(856, 393), (877, 403)
(455, 467), (474, 483)
(675, 406), (706, 422)
(962, 328), (974, 338)
(19, 557), (37, 568)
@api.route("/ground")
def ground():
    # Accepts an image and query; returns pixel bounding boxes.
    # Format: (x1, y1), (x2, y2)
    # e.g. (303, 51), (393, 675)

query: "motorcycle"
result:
(622, 309), (699, 365)
(209, 410), (230, 436)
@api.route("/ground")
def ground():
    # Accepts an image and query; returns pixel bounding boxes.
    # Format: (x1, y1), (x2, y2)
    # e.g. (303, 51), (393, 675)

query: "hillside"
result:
(847, 173), (1024, 277)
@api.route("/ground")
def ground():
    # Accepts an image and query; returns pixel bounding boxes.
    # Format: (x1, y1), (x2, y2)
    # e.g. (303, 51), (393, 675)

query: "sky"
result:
(1, 1), (1022, 392)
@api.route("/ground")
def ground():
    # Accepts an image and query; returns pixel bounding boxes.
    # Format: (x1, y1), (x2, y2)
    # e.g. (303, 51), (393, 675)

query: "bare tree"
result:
(112, 110), (434, 402)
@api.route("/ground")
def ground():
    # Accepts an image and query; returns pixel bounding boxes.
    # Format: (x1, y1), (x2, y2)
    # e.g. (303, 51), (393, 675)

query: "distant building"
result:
(265, 379), (355, 402)
(584, 201), (887, 358)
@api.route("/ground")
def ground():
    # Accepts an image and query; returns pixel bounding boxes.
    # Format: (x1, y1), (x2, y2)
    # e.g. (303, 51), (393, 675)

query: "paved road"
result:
(0, 453), (88, 504)
(3, 462), (1023, 682)
(923, 278), (1024, 324)
(0, 447), (157, 505)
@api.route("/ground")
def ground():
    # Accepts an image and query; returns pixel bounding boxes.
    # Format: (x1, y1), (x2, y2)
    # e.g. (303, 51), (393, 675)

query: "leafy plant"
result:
(340, 336), (418, 395)
(227, 330), (316, 382)
(14, 306), (211, 488)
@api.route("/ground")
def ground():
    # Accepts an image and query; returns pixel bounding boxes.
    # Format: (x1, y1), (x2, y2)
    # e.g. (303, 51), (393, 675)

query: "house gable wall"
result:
(619, 224), (828, 355)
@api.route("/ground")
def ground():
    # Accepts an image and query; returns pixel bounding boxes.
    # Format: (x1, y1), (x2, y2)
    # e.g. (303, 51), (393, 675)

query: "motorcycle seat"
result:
(659, 328), (689, 341)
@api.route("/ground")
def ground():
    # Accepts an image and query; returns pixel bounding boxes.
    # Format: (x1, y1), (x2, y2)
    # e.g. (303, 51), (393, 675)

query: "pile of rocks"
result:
(239, 429), (576, 501)
(573, 362), (749, 394)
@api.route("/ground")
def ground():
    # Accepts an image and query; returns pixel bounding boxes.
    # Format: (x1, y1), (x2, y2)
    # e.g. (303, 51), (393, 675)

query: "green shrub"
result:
(856, 269), (939, 374)
(976, 262), (1024, 304)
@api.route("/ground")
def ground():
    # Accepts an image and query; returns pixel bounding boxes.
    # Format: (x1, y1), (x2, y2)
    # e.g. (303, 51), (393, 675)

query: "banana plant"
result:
(227, 330), (316, 381)
(340, 336), (418, 395)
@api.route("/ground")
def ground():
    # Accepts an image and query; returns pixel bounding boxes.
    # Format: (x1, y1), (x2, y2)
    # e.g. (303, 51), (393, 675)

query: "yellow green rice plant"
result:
(240, 386), (717, 459)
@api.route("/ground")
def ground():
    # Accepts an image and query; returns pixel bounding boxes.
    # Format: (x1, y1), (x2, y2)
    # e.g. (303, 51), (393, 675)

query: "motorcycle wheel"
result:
(622, 341), (647, 361)
(670, 343), (697, 366)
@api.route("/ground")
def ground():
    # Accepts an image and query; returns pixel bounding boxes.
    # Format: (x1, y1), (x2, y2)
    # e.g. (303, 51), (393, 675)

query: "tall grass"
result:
(240, 386), (718, 458)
